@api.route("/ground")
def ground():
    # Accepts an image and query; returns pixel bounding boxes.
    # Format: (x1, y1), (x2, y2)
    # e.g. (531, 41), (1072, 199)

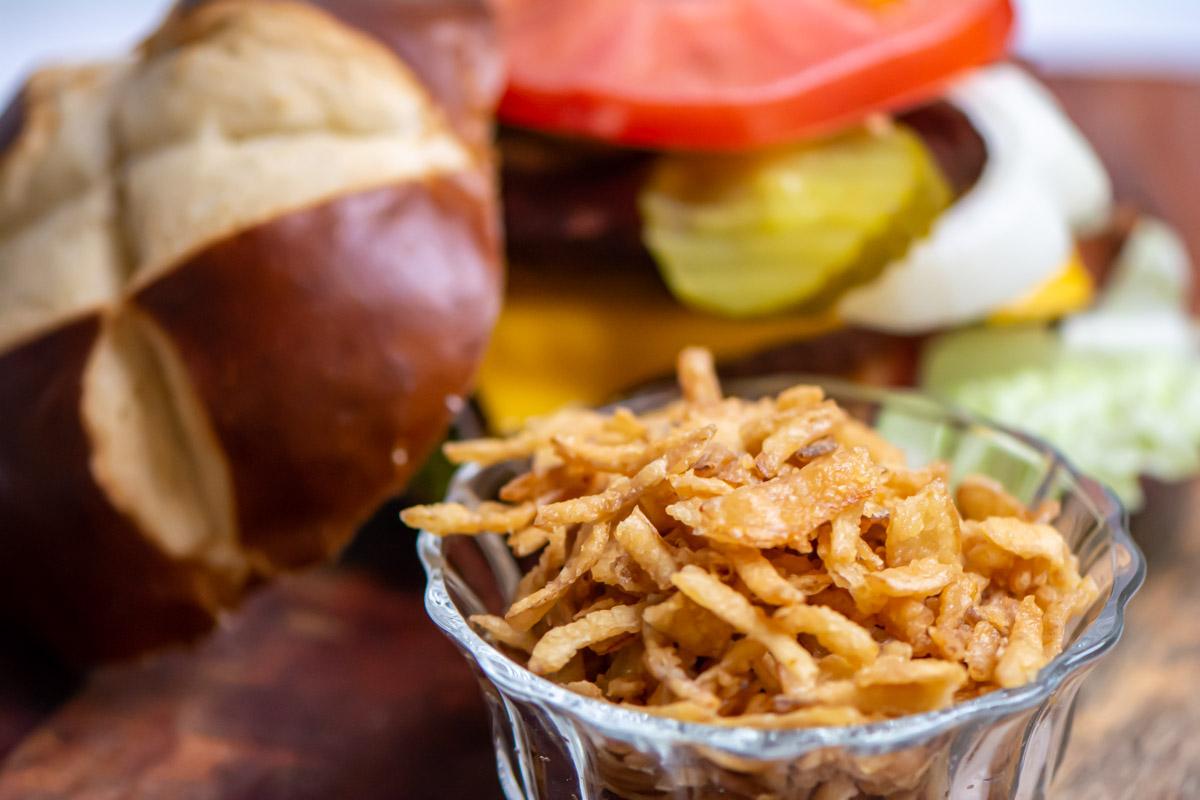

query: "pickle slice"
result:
(640, 124), (951, 317)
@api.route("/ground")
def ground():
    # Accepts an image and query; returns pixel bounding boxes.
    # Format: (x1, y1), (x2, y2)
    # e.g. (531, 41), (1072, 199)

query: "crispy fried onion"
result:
(408, 347), (1094, 728)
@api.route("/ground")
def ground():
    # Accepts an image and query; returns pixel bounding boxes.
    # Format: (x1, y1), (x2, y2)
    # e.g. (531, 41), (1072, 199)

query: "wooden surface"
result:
(0, 564), (498, 800)
(1055, 482), (1200, 799)
(0, 74), (1194, 799)
(1045, 75), (1200, 284)
(1038, 74), (1200, 799)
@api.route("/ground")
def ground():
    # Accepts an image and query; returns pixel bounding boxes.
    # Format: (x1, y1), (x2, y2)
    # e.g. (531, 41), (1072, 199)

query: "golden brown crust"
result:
(311, 0), (501, 151)
(0, 0), (502, 663)
(134, 175), (501, 568)
(0, 65), (122, 235)
(163, 0), (500, 153)
(0, 316), (231, 664)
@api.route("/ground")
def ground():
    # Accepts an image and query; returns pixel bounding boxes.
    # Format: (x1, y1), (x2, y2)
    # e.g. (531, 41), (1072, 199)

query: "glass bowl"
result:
(417, 376), (1145, 799)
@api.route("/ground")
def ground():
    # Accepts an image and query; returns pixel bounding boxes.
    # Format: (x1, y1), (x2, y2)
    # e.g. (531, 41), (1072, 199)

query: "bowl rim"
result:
(417, 376), (1146, 757)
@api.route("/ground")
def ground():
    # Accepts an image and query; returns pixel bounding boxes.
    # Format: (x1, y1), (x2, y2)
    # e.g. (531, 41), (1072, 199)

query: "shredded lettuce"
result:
(920, 219), (1200, 509)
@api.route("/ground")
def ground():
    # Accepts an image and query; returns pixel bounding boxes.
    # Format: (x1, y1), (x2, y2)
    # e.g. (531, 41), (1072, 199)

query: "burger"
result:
(479, 0), (1199, 508)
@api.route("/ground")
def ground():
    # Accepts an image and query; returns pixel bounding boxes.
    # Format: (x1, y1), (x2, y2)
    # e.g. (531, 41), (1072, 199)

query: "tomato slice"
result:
(497, 0), (1013, 151)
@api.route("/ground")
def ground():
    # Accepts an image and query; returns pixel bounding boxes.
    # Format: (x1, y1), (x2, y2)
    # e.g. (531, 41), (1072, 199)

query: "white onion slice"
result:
(838, 65), (1112, 333)
(977, 65), (1112, 234)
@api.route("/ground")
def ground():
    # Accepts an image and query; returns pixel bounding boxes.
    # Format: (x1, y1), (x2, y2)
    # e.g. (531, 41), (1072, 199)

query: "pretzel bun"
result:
(0, 0), (502, 664)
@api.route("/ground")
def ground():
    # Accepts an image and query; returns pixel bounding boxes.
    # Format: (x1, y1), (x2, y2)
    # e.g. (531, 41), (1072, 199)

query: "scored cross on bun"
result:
(0, 0), (503, 664)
